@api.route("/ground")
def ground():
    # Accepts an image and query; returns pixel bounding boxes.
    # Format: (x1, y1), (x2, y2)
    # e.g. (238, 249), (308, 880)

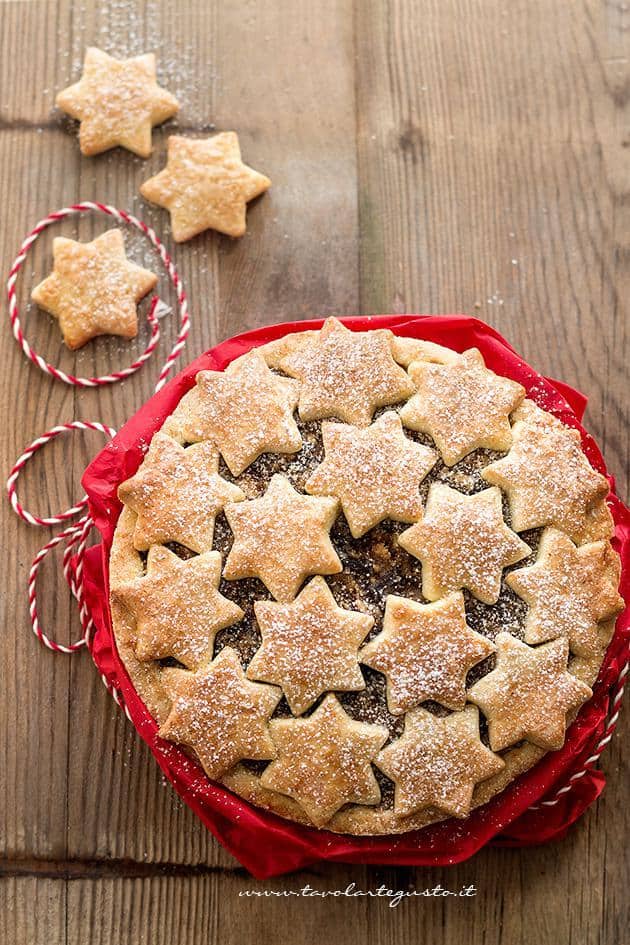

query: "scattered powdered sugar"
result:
(145, 408), (546, 808)
(121, 353), (613, 820)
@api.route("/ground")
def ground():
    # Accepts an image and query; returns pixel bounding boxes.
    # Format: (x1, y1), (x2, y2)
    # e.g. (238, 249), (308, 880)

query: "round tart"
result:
(109, 318), (623, 834)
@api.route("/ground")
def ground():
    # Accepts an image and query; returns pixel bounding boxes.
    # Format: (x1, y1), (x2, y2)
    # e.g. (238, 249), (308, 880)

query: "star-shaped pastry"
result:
(260, 694), (388, 826)
(31, 229), (157, 349)
(175, 350), (302, 475)
(482, 399), (609, 534)
(247, 577), (373, 714)
(279, 317), (415, 427)
(140, 132), (271, 241)
(375, 706), (504, 818)
(506, 529), (623, 659)
(223, 474), (341, 601)
(112, 546), (244, 668)
(118, 432), (245, 553)
(56, 48), (179, 157)
(360, 592), (495, 714)
(305, 412), (437, 538)
(467, 633), (592, 751)
(398, 483), (530, 604)
(159, 647), (281, 779)
(400, 349), (525, 466)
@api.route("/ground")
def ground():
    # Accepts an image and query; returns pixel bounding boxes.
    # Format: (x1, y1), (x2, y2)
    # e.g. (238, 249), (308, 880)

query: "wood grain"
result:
(0, 0), (627, 943)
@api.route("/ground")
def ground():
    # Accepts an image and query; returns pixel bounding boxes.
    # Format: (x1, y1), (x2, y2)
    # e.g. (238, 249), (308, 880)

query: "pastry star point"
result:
(507, 528), (623, 659)
(31, 229), (157, 349)
(467, 633), (592, 751)
(482, 399), (609, 534)
(56, 47), (179, 157)
(118, 432), (245, 553)
(306, 411), (437, 537)
(400, 348), (525, 466)
(398, 483), (530, 604)
(140, 132), (271, 241)
(260, 694), (388, 826)
(223, 474), (342, 601)
(159, 647), (281, 779)
(280, 317), (414, 426)
(248, 576), (373, 714)
(112, 546), (243, 669)
(376, 705), (504, 818)
(175, 350), (302, 476)
(360, 592), (495, 713)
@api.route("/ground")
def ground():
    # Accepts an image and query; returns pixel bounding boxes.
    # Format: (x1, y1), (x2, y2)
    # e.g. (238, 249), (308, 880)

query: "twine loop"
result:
(7, 201), (189, 390)
(10, 451), (131, 715)
(5, 423), (117, 684)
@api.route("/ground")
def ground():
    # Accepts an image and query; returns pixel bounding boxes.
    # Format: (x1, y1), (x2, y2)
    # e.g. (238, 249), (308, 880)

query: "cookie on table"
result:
(56, 47), (179, 157)
(31, 228), (157, 349)
(140, 132), (271, 240)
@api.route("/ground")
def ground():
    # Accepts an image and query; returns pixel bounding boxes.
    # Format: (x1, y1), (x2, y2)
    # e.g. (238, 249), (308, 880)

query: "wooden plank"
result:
(0, 877), (66, 945)
(0, 838), (621, 945)
(0, 0), (78, 864)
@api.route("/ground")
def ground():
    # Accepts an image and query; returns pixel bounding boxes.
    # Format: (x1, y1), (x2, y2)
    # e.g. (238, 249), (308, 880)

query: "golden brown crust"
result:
(31, 229), (157, 349)
(56, 48), (178, 158)
(140, 133), (271, 241)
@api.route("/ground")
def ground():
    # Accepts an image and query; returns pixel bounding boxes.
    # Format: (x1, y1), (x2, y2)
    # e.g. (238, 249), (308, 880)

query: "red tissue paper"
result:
(80, 314), (629, 879)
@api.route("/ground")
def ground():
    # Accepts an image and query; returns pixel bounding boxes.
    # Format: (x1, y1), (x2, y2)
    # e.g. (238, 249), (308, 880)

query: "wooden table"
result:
(1, 1), (628, 942)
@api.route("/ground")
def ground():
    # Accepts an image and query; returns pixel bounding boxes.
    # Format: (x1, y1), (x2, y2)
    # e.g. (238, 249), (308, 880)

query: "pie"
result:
(109, 318), (623, 834)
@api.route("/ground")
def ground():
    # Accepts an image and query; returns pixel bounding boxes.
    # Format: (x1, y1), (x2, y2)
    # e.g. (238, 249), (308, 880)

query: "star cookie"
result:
(112, 546), (243, 668)
(400, 349), (525, 466)
(507, 529), (624, 659)
(305, 412), (437, 538)
(467, 633), (592, 751)
(376, 706), (504, 818)
(174, 350), (302, 476)
(260, 694), (388, 826)
(279, 317), (414, 427)
(140, 132), (271, 241)
(118, 432), (245, 553)
(31, 229), (157, 350)
(482, 400), (609, 534)
(56, 47), (179, 157)
(360, 592), (494, 713)
(223, 474), (341, 601)
(398, 483), (530, 604)
(159, 647), (281, 779)
(248, 577), (373, 714)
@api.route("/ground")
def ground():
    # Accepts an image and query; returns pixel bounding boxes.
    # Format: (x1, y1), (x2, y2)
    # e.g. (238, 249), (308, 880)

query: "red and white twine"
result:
(528, 661), (628, 810)
(7, 201), (190, 390)
(6, 421), (132, 717)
